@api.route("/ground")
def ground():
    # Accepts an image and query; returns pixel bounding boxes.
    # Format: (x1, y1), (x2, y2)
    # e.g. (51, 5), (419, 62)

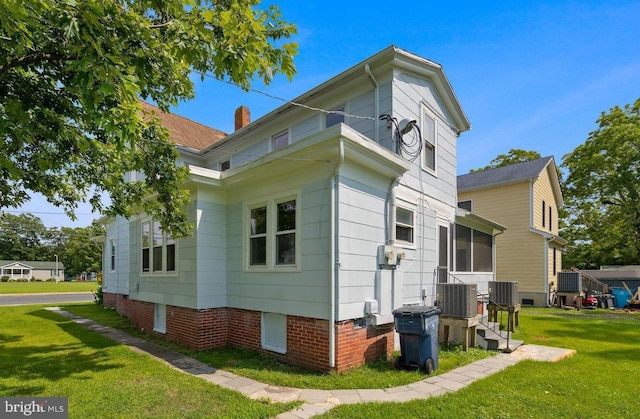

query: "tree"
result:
(470, 149), (542, 172)
(0, 0), (297, 238)
(0, 213), (49, 261)
(57, 224), (105, 276)
(561, 99), (640, 268)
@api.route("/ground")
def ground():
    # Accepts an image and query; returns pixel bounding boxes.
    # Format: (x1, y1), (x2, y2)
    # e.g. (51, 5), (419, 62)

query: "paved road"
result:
(0, 292), (94, 306)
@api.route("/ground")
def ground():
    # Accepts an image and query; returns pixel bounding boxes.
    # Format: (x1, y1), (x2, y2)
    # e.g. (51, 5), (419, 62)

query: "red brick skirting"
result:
(102, 293), (393, 373)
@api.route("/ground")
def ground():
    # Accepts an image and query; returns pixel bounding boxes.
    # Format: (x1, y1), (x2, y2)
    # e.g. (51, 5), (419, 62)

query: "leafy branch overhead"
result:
(0, 0), (297, 238)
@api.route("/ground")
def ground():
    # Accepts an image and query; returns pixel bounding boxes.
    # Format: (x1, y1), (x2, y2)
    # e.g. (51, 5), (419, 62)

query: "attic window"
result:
(422, 107), (437, 172)
(273, 131), (289, 150)
(220, 160), (230, 171)
(326, 108), (345, 128)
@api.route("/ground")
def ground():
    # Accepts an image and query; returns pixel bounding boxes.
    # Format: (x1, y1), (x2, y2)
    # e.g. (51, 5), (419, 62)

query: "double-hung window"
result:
(142, 219), (177, 274)
(247, 192), (299, 270)
(422, 106), (437, 172)
(109, 238), (116, 271)
(395, 206), (415, 245)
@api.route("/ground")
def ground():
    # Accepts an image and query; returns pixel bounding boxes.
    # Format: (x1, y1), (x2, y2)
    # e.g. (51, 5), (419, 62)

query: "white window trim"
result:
(141, 218), (179, 277)
(244, 189), (301, 272)
(393, 200), (417, 249)
(421, 103), (438, 176)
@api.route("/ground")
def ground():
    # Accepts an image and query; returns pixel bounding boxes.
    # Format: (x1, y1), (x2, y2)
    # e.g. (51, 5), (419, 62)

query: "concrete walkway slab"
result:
(46, 307), (577, 419)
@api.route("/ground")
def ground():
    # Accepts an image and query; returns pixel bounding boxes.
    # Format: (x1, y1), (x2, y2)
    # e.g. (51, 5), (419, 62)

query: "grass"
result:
(0, 304), (297, 418)
(6, 303), (640, 418)
(0, 281), (98, 294)
(316, 308), (640, 418)
(63, 304), (496, 390)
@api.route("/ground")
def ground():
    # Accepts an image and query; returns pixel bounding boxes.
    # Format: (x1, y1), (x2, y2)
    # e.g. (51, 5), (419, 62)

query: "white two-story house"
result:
(101, 46), (502, 373)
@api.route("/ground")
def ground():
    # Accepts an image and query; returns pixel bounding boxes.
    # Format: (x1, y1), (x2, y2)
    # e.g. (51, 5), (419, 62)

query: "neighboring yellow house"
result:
(457, 156), (566, 307)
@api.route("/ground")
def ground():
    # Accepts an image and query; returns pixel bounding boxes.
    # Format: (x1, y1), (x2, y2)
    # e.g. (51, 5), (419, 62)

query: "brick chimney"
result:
(234, 105), (250, 131)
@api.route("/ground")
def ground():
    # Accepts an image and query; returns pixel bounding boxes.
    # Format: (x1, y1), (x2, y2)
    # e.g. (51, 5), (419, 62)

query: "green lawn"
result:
(317, 308), (640, 418)
(4, 304), (640, 418)
(0, 304), (296, 418)
(0, 281), (97, 294)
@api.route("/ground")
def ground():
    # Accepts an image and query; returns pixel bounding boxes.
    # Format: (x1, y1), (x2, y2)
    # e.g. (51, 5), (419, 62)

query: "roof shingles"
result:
(139, 101), (227, 151)
(457, 156), (554, 191)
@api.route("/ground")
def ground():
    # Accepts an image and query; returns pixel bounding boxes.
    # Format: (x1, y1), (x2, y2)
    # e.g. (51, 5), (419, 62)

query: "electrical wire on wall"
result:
(378, 114), (423, 162)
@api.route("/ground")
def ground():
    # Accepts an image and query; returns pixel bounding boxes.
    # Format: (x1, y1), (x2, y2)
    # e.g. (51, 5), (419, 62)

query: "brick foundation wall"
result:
(166, 306), (228, 349)
(103, 292), (132, 318)
(101, 293), (390, 373)
(287, 316), (330, 372)
(335, 321), (394, 373)
(227, 308), (261, 350)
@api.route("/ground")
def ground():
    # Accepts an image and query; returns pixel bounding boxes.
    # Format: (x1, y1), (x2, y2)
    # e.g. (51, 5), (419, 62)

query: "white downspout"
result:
(329, 138), (345, 368)
(387, 177), (401, 244)
(365, 64), (380, 143)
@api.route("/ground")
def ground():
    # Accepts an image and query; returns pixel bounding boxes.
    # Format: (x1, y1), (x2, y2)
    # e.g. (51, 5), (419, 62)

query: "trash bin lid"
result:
(393, 305), (441, 317)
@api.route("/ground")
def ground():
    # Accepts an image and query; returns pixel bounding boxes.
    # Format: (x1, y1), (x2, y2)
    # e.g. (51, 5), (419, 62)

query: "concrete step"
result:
(476, 321), (523, 352)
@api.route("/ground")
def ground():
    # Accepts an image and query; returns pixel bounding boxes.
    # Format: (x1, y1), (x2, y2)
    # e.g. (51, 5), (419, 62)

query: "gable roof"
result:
(458, 156), (555, 191)
(203, 45), (470, 153)
(0, 260), (65, 270)
(139, 101), (227, 151)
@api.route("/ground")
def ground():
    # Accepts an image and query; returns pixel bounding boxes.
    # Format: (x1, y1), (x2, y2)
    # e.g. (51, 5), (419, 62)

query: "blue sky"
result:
(15, 0), (640, 228)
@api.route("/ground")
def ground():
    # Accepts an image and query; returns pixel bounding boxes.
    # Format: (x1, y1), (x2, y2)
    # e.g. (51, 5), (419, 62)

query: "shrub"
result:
(93, 286), (103, 306)
(1, 276), (9, 282)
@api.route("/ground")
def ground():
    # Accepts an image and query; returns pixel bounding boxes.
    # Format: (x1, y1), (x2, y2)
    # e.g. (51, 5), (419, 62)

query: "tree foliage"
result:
(0, 0), (297, 238)
(0, 213), (104, 275)
(469, 149), (542, 173)
(561, 99), (640, 268)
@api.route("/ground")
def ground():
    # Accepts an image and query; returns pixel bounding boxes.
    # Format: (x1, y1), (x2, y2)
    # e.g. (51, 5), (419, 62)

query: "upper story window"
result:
(247, 192), (300, 270)
(220, 159), (231, 171)
(458, 200), (472, 211)
(422, 107), (437, 172)
(326, 108), (345, 128)
(142, 219), (176, 275)
(272, 130), (289, 151)
(542, 200), (546, 228)
(549, 206), (552, 232)
(395, 206), (415, 245)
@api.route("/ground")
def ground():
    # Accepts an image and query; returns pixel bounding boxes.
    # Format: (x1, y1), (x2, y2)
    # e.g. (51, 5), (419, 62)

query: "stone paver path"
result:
(46, 307), (576, 419)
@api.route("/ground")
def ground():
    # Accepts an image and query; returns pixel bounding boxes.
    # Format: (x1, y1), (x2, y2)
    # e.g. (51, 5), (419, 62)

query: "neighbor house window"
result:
(454, 225), (493, 272)
(458, 200), (472, 211)
(142, 219), (176, 274)
(272, 130), (289, 150)
(246, 193), (299, 270)
(220, 160), (231, 171)
(395, 206), (415, 245)
(326, 107), (345, 128)
(109, 238), (116, 271)
(542, 200), (546, 228)
(549, 206), (553, 231)
(422, 107), (436, 171)
(553, 247), (557, 275)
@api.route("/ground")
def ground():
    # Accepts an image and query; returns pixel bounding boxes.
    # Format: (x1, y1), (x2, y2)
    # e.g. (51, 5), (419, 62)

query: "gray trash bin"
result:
(393, 306), (440, 374)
